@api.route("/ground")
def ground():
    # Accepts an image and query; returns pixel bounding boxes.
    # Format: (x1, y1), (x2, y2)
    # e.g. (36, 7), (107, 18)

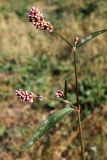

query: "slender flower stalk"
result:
(73, 46), (85, 160)
(54, 31), (73, 49)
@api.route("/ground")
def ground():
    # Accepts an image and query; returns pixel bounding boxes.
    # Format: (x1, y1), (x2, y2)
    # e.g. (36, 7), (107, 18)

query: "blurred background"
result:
(0, 0), (107, 159)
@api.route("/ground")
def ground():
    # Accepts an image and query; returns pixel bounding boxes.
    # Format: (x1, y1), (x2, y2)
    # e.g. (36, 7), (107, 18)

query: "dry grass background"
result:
(0, 0), (107, 159)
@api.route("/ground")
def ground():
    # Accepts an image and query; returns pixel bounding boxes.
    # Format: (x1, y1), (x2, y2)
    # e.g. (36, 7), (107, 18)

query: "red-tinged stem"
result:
(73, 48), (85, 160)
(54, 32), (85, 160)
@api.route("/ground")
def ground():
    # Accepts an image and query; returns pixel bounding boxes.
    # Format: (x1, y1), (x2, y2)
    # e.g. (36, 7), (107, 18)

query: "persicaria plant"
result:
(15, 6), (107, 160)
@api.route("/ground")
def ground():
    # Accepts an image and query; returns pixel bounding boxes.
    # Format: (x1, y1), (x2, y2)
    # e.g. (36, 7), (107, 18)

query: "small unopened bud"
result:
(55, 90), (64, 98)
(74, 36), (79, 46)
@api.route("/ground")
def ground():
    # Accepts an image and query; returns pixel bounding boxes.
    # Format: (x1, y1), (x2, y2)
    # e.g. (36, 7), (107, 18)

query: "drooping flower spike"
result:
(28, 7), (53, 32)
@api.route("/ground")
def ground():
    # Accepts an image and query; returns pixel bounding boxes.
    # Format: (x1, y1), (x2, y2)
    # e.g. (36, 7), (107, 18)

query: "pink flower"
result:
(15, 89), (35, 102)
(55, 90), (64, 98)
(28, 7), (53, 32)
(15, 89), (44, 103)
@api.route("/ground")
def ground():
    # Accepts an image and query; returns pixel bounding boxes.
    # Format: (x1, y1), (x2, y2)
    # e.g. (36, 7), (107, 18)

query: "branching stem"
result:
(54, 32), (85, 160)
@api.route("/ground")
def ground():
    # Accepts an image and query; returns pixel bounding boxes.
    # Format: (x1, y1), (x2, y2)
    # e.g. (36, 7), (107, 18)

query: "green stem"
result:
(54, 32), (85, 159)
(47, 97), (75, 110)
(77, 111), (85, 160)
(73, 49), (85, 160)
(73, 49), (80, 107)
(54, 31), (73, 49)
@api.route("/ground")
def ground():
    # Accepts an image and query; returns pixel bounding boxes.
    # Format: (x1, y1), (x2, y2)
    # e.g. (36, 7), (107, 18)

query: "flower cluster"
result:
(28, 7), (53, 32)
(55, 89), (64, 98)
(15, 89), (35, 102)
(15, 88), (65, 103)
(15, 89), (44, 103)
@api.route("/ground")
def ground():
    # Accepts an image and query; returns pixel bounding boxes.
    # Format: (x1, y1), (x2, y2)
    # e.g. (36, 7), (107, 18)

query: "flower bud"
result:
(55, 90), (64, 98)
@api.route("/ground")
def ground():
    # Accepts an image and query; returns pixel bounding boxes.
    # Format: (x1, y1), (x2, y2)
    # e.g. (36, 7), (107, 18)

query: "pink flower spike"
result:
(55, 90), (64, 98)
(15, 89), (44, 103)
(15, 89), (35, 103)
(28, 7), (53, 32)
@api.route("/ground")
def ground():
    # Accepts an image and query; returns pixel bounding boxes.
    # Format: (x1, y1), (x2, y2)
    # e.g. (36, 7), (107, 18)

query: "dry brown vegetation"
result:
(0, 0), (107, 159)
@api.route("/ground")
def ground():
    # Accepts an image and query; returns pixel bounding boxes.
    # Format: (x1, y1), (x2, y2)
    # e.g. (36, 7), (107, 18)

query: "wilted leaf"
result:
(22, 107), (74, 150)
(76, 29), (107, 48)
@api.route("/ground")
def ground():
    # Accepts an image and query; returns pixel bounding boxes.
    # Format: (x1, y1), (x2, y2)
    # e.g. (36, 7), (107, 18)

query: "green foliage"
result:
(0, 126), (6, 137)
(0, 59), (16, 74)
(0, 0), (45, 20)
(0, 52), (106, 110)
(9, 0), (30, 20)
(15, 54), (72, 93)
(66, 74), (107, 115)
(45, 0), (64, 5)
(78, 77), (107, 112)
(0, 4), (10, 16)
(15, 54), (53, 92)
(22, 107), (74, 150)
(77, 2), (98, 19)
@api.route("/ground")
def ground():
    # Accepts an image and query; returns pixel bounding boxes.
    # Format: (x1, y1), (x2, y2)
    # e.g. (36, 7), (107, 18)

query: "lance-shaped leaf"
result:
(22, 107), (74, 150)
(76, 29), (107, 48)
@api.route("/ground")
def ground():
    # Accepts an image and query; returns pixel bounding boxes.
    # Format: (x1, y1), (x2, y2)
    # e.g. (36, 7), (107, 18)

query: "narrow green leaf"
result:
(22, 108), (73, 150)
(76, 29), (107, 48)
(64, 80), (67, 100)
